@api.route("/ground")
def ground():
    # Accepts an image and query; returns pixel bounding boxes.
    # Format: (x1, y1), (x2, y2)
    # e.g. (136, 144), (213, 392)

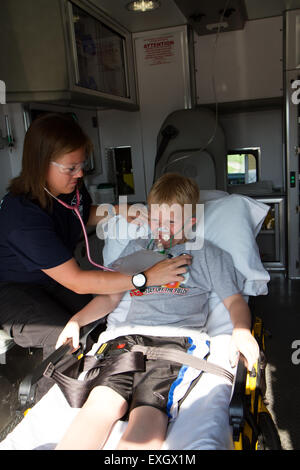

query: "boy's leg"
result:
(117, 406), (168, 450)
(56, 386), (128, 450)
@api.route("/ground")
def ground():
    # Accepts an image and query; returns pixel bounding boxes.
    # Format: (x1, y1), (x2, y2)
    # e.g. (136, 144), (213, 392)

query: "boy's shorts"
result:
(91, 334), (192, 418)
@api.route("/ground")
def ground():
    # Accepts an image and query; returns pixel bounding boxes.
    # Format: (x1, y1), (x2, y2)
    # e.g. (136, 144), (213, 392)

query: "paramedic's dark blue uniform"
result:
(0, 184), (91, 283)
(0, 184), (93, 397)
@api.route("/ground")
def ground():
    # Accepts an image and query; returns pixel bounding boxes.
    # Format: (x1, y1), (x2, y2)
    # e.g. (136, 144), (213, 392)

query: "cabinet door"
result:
(195, 16), (283, 104)
(70, 2), (128, 98)
(285, 9), (300, 71)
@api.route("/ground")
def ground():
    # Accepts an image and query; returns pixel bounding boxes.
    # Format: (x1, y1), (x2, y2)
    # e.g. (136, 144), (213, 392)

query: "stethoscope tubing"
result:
(44, 186), (115, 272)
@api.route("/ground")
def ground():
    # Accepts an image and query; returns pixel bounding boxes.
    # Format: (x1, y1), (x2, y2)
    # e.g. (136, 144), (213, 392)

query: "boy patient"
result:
(55, 173), (259, 450)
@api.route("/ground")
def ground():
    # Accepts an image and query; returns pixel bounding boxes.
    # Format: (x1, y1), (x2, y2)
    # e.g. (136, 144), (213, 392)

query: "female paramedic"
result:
(0, 113), (190, 397)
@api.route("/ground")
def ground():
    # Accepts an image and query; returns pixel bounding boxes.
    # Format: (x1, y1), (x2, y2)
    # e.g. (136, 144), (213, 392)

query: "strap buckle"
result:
(43, 362), (55, 378)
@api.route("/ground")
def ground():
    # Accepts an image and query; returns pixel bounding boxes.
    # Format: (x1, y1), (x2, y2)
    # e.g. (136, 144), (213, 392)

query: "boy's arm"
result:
(222, 293), (259, 371)
(56, 293), (122, 349)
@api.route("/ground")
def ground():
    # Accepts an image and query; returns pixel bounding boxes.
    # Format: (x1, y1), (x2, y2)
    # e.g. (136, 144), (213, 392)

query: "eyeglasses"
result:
(50, 161), (87, 176)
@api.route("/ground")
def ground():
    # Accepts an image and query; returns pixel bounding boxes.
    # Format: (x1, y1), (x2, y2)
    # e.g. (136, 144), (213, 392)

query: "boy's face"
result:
(148, 201), (195, 249)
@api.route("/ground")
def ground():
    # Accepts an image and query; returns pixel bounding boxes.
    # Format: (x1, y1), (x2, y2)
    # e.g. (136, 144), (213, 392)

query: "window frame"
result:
(226, 147), (261, 186)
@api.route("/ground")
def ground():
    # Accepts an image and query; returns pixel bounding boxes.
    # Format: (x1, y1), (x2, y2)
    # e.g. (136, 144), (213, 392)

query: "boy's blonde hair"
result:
(147, 173), (199, 213)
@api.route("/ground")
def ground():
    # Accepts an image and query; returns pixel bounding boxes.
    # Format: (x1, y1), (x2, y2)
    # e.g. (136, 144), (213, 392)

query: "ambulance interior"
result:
(0, 0), (300, 450)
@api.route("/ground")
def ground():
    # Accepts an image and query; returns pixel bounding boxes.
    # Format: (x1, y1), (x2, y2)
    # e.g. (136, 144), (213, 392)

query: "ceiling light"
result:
(126, 1), (161, 13)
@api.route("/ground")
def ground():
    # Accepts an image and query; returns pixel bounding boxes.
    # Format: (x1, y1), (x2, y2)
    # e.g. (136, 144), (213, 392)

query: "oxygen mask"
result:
(158, 227), (170, 241)
(156, 227), (172, 252)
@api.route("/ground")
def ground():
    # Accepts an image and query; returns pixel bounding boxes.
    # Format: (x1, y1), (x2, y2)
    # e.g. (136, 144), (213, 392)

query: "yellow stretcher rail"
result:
(231, 317), (281, 450)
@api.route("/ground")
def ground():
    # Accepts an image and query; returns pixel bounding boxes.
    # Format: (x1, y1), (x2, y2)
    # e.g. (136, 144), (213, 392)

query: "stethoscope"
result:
(44, 186), (192, 270)
(44, 186), (115, 272)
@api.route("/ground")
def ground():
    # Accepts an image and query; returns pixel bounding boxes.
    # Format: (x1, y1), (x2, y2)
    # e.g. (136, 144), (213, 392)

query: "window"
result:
(227, 148), (260, 185)
(71, 2), (128, 98)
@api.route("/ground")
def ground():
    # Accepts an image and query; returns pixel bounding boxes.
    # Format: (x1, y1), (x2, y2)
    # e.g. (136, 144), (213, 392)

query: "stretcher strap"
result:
(131, 345), (234, 384)
(43, 351), (145, 408)
(43, 345), (233, 409)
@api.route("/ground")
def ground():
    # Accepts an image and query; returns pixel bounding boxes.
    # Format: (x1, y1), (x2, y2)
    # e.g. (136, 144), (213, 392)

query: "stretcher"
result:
(230, 317), (281, 450)
(0, 191), (280, 450)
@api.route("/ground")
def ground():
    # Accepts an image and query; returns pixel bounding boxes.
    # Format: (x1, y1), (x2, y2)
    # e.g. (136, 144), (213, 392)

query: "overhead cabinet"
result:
(194, 16), (283, 104)
(0, 0), (138, 109)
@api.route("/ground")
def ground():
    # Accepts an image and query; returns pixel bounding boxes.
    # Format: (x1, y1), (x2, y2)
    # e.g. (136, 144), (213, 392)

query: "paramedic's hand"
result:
(229, 328), (259, 372)
(56, 320), (80, 351)
(145, 254), (192, 286)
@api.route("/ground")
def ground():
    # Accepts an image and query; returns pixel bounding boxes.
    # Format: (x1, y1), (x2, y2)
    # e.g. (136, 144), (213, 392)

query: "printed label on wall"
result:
(143, 35), (175, 66)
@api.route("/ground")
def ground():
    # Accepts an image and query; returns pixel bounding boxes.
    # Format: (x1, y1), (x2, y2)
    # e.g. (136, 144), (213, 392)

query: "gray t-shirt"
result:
(116, 239), (245, 329)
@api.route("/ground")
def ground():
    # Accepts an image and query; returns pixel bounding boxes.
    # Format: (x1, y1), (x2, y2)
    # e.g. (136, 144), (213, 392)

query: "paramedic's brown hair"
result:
(8, 113), (93, 209)
(148, 173), (199, 212)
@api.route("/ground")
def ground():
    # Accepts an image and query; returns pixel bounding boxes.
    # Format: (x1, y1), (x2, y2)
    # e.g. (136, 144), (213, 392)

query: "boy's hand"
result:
(56, 320), (80, 350)
(229, 328), (260, 371)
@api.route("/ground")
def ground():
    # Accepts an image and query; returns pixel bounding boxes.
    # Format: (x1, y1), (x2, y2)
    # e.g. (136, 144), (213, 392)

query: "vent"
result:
(173, 0), (248, 35)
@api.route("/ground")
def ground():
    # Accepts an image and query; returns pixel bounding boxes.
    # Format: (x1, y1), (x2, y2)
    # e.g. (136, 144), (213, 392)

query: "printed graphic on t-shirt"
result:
(130, 271), (190, 297)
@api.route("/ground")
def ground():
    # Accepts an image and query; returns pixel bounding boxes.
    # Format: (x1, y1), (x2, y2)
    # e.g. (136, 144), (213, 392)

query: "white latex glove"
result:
(229, 328), (260, 371)
(56, 320), (80, 350)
